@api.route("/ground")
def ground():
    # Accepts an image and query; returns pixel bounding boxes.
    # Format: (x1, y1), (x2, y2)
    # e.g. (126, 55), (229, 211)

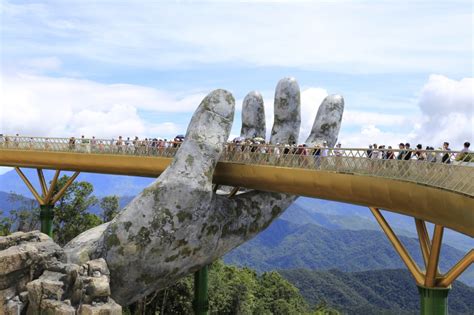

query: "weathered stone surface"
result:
(270, 77), (301, 145)
(40, 299), (75, 315)
(0, 231), (63, 279)
(78, 300), (122, 315)
(1, 232), (121, 314)
(305, 94), (344, 147)
(83, 276), (110, 303)
(241, 91), (265, 139)
(63, 224), (109, 265)
(86, 258), (110, 276)
(1, 231), (65, 311)
(5, 295), (25, 315)
(62, 79), (344, 305)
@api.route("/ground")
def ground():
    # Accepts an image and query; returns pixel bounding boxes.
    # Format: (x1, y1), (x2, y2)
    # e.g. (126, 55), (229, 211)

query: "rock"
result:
(5, 294), (26, 315)
(83, 276), (111, 302)
(0, 231), (64, 298)
(78, 300), (122, 315)
(86, 258), (110, 276)
(1, 231), (121, 313)
(0, 287), (17, 308)
(40, 299), (75, 315)
(19, 291), (29, 303)
(26, 279), (42, 309)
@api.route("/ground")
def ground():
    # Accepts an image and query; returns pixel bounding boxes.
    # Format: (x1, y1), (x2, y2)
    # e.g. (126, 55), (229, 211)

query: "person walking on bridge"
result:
(397, 143), (405, 160)
(442, 142), (451, 164)
(456, 141), (471, 162)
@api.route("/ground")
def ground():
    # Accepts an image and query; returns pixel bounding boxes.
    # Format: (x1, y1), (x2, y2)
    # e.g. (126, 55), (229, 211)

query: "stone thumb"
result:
(160, 89), (235, 190)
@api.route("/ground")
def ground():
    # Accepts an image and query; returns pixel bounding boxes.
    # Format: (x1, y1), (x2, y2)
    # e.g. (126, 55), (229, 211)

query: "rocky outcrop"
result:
(0, 231), (121, 314)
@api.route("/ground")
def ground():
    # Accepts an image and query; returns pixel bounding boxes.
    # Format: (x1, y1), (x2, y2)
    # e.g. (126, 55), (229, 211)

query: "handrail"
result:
(0, 135), (473, 197)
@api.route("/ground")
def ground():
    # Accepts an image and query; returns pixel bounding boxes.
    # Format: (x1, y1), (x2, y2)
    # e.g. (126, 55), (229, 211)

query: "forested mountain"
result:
(224, 219), (474, 286)
(0, 168), (153, 197)
(279, 268), (474, 315)
(1, 168), (471, 251)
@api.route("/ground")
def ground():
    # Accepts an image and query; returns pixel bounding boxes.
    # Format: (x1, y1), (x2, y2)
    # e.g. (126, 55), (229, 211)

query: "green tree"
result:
(0, 210), (13, 236)
(0, 193), (40, 235)
(130, 260), (311, 315)
(53, 175), (101, 245)
(256, 271), (309, 315)
(8, 192), (40, 232)
(100, 195), (120, 222)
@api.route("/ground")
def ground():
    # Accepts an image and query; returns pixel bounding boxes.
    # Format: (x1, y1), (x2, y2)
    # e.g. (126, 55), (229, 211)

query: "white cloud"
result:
(0, 73), (206, 139)
(414, 75), (473, 147)
(19, 57), (62, 72)
(1, 1), (472, 74)
(337, 75), (473, 148)
(1, 73), (471, 150)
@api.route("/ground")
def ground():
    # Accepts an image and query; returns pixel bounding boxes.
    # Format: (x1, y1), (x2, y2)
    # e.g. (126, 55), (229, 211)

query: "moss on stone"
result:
(177, 211), (192, 223)
(106, 234), (120, 248)
(186, 154), (195, 166)
(165, 253), (180, 262)
(271, 205), (282, 217)
(134, 227), (151, 249)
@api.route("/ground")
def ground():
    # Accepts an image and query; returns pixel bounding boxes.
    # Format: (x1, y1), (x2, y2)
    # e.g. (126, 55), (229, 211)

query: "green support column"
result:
(418, 285), (450, 315)
(193, 266), (209, 315)
(40, 204), (54, 237)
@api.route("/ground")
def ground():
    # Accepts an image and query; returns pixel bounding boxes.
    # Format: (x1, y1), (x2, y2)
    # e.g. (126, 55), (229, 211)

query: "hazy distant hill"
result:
(0, 191), (30, 213)
(279, 268), (474, 314)
(224, 219), (474, 286)
(0, 169), (153, 197)
(284, 198), (474, 253)
(1, 169), (472, 284)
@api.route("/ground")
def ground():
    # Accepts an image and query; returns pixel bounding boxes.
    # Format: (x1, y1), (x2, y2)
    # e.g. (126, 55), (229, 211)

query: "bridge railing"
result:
(0, 135), (472, 196)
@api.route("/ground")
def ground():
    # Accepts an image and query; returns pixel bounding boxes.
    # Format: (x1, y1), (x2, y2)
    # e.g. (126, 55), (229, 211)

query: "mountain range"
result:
(279, 268), (474, 314)
(0, 168), (472, 311)
(223, 218), (474, 286)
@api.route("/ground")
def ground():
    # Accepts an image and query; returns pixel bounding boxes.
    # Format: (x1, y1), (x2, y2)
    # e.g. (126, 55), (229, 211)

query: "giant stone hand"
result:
(64, 78), (344, 305)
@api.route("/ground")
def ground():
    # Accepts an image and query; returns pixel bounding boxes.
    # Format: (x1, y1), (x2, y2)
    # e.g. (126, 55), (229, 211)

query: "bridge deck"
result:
(0, 137), (473, 236)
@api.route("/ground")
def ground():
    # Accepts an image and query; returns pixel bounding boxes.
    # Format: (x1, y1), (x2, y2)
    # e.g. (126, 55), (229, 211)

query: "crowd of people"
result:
(65, 135), (185, 154)
(364, 142), (471, 163)
(0, 133), (471, 163)
(227, 137), (471, 164)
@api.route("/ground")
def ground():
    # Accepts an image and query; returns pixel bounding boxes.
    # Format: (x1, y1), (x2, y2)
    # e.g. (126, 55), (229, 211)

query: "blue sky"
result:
(1, 0), (473, 161)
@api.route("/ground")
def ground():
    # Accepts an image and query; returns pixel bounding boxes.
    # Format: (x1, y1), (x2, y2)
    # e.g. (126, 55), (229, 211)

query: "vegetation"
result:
(100, 195), (120, 222)
(127, 260), (326, 315)
(0, 182), (323, 314)
(1, 182), (473, 314)
(0, 193), (39, 235)
(224, 219), (467, 277)
(279, 268), (474, 315)
(0, 176), (120, 243)
(53, 175), (101, 245)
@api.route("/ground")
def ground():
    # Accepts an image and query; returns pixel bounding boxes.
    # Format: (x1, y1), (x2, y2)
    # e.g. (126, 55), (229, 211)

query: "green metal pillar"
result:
(193, 266), (209, 315)
(40, 204), (54, 237)
(417, 285), (450, 315)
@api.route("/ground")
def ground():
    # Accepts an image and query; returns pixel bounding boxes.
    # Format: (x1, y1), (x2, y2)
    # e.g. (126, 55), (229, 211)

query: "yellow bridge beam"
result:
(1, 149), (473, 237)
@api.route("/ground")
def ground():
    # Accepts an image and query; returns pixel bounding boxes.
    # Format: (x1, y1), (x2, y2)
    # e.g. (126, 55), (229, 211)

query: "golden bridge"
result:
(0, 135), (473, 314)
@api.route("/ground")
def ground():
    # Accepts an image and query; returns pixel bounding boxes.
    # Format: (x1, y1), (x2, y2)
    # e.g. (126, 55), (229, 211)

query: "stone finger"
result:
(240, 91), (266, 139)
(305, 95), (344, 147)
(270, 77), (301, 145)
